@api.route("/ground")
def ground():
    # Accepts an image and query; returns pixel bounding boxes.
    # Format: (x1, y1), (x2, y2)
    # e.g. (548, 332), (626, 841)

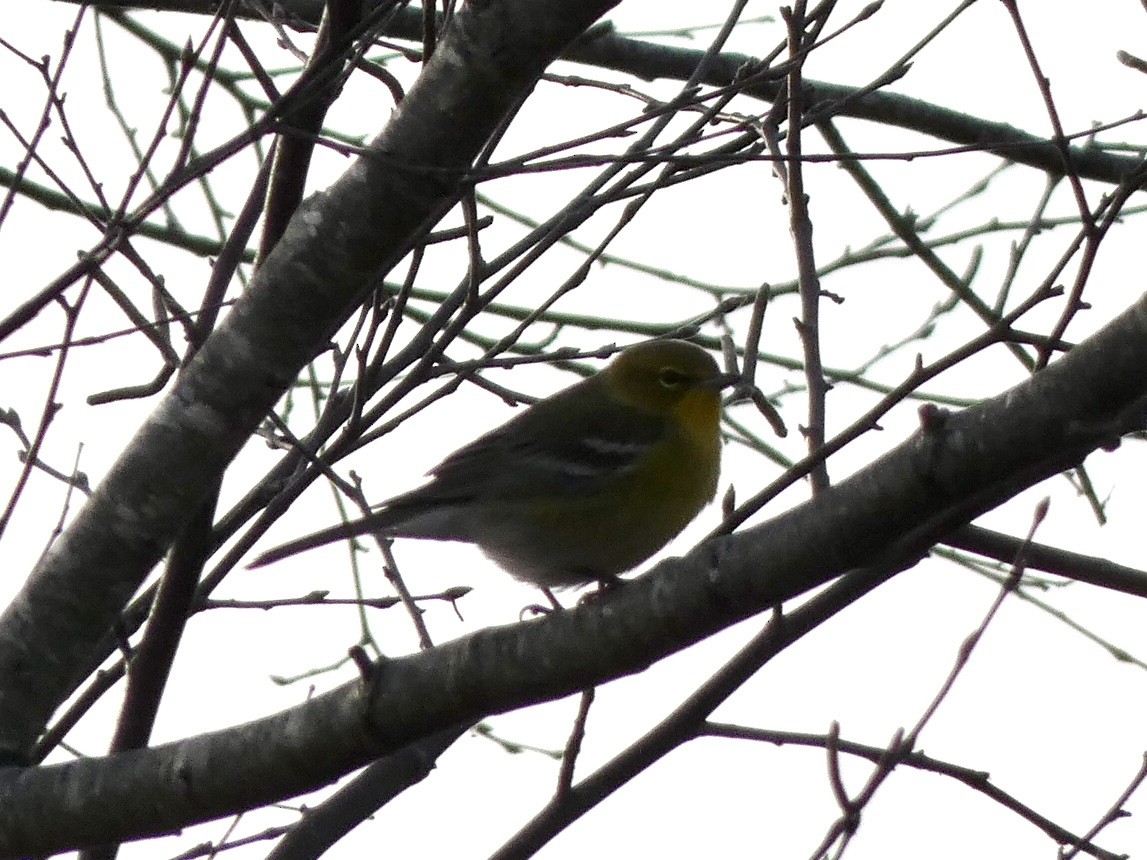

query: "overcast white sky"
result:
(4, 1), (1147, 858)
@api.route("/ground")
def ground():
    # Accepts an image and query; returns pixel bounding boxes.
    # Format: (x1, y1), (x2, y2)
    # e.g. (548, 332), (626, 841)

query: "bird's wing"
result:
(415, 386), (666, 502)
(248, 385), (668, 565)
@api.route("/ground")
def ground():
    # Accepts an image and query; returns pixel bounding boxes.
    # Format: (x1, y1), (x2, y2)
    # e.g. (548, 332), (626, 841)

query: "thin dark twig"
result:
(808, 499), (1049, 857)
(1061, 752), (1147, 860)
(701, 723), (1121, 860)
(555, 688), (595, 802)
(716, 285), (1060, 535)
(0, 280), (93, 540)
(780, 1), (830, 492)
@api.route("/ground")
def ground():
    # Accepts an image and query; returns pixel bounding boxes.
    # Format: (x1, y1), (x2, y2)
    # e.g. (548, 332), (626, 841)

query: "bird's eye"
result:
(658, 367), (688, 389)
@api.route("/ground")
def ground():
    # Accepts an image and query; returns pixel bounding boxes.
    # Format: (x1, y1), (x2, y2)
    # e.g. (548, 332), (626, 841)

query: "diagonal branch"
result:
(0, 0), (623, 762)
(45, 2), (1147, 187)
(2, 285), (1147, 855)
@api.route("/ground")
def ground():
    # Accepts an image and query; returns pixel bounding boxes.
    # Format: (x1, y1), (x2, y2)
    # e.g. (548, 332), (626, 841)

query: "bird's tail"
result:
(248, 512), (397, 568)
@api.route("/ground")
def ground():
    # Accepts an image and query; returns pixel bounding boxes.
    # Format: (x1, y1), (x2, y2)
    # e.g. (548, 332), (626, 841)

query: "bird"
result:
(250, 339), (734, 588)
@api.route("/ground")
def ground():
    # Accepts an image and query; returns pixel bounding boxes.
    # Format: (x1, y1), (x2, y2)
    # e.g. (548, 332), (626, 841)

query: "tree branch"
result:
(2, 287), (1147, 855)
(46, 1), (1147, 186)
(0, 0), (623, 762)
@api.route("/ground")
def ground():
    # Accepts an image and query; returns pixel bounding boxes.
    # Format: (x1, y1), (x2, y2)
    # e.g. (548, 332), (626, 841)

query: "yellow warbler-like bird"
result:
(250, 340), (733, 588)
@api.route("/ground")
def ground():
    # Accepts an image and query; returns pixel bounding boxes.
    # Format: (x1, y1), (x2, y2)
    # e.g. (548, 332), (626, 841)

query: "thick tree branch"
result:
(0, 0), (622, 761)
(2, 289), (1147, 856)
(47, 1), (1147, 187)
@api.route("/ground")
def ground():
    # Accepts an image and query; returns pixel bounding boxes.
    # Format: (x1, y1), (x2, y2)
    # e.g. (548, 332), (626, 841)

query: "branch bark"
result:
(0, 0), (622, 761)
(43, 1), (1147, 186)
(2, 287), (1146, 855)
